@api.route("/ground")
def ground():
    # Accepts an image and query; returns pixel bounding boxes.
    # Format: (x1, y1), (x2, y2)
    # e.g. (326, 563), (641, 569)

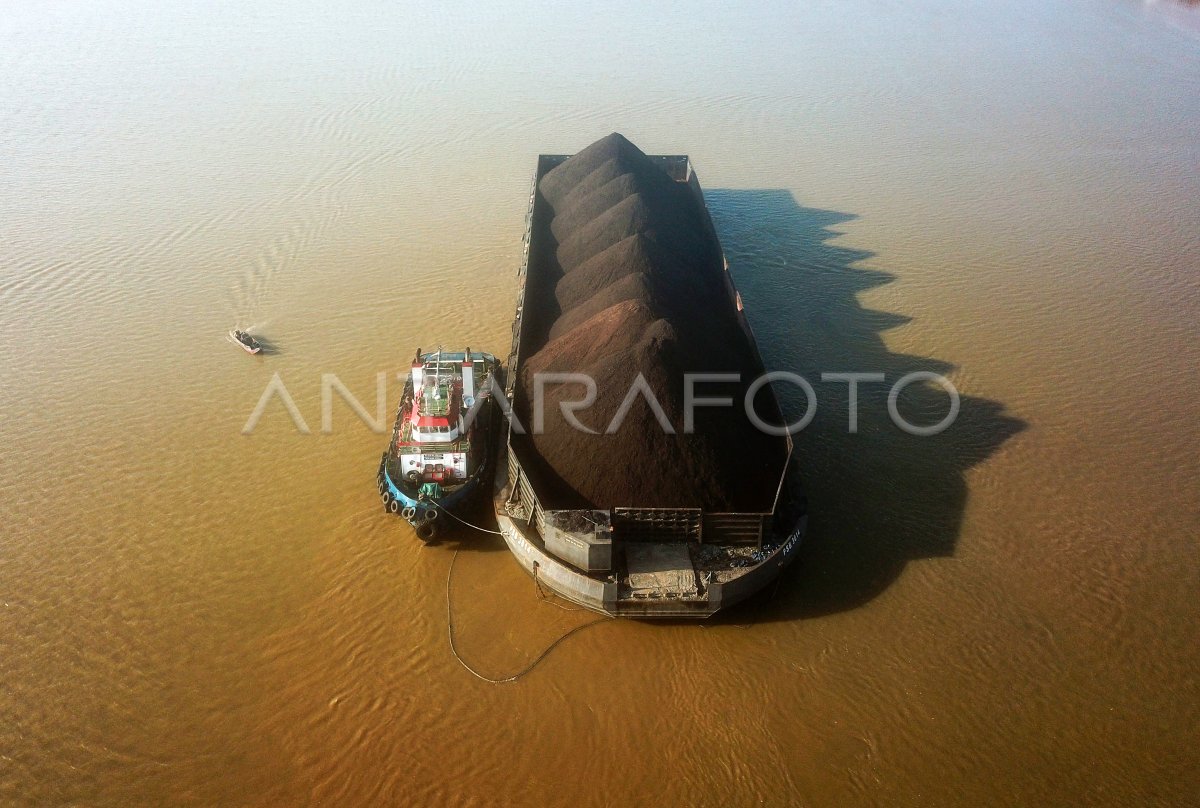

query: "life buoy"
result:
(388, 500), (400, 514)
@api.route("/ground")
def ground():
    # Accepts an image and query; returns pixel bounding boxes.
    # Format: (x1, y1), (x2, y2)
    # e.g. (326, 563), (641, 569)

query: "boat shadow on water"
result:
(704, 189), (1027, 622)
(426, 497), (510, 554)
(248, 334), (282, 356)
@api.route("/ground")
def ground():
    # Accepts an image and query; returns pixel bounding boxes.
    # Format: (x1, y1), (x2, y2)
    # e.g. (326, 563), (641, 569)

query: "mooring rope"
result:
(426, 498), (504, 535)
(445, 548), (612, 684)
(532, 563), (589, 612)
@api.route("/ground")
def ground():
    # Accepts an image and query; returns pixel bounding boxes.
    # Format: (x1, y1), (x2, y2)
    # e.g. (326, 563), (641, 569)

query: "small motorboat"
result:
(230, 329), (262, 354)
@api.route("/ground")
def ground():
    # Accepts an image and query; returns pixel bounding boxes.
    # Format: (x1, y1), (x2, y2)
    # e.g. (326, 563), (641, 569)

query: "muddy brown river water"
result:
(2, 1), (1198, 805)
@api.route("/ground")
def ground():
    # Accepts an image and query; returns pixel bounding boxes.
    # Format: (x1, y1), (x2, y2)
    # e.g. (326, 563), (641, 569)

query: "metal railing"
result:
(613, 508), (702, 542)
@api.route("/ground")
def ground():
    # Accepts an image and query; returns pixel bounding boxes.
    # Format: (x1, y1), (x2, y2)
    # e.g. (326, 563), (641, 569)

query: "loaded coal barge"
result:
(495, 134), (806, 618)
(377, 348), (501, 541)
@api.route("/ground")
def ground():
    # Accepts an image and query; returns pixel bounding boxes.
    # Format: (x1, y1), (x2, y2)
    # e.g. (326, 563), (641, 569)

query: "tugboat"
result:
(229, 329), (262, 354)
(376, 348), (501, 542)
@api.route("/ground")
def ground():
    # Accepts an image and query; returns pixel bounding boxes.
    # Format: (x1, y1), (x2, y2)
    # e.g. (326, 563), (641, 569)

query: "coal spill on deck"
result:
(513, 133), (787, 511)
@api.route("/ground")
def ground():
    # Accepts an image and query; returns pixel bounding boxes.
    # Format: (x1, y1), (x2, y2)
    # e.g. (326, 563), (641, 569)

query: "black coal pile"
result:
(514, 133), (787, 511)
